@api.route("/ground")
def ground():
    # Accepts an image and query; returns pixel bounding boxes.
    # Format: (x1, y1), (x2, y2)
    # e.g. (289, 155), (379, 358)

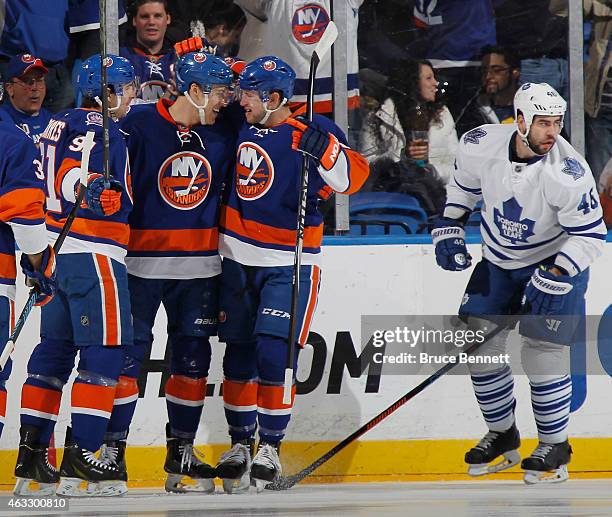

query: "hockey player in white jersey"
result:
(431, 83), (606, 484)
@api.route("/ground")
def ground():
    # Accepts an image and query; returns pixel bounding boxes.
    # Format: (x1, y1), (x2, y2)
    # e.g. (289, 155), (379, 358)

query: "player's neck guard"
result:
(185, 91), (209, 125)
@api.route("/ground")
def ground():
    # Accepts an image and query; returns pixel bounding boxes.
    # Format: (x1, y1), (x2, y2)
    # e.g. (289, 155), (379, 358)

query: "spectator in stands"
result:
(189, 2), (247, 58)
(360, 60), (458, 185)
(0, 54), (52, 145)
(120, 0), (175, 102)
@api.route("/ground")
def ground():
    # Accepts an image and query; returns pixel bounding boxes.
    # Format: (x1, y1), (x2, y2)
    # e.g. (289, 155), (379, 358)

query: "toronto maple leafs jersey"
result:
(218, 114), (369, 267)
(39, 109), (132, 262)
(119, 46), (175, 102)
(0, 122), (48, 299)
(119, 99), (236, 279)
(444, 124), (606, 275)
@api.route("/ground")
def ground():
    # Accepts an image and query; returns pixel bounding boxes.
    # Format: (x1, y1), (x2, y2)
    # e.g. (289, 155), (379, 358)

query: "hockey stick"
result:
(283, 21), (338, 404)
(271, 314), (519, 489)
(0, 131), (96, 371)
(99, 0), (111, 182)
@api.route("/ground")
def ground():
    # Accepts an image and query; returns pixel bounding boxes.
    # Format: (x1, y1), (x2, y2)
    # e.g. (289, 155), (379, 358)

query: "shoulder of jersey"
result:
(120, 103), (159, 129)
(0, 120), (33, 145)
(459, 123), (513, 157)
(545, 135), (594, 187)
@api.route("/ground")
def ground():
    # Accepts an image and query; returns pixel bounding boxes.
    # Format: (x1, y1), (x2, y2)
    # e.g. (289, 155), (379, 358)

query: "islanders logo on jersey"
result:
(236, 142), (274, 201)
(140, 80), (170, 101)
(292, 4), (330, 44)
(158, 151), (212, 210)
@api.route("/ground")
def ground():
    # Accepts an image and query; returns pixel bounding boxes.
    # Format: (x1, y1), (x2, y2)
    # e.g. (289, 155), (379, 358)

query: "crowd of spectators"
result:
(0, 0), (610, 228)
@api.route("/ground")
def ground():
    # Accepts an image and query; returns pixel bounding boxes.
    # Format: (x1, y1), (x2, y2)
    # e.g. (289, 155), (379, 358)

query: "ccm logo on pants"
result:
(262, 308), (290, 318)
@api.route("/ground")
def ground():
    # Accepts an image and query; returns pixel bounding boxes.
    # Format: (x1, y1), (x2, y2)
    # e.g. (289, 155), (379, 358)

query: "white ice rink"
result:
(2, 480), (612, 517)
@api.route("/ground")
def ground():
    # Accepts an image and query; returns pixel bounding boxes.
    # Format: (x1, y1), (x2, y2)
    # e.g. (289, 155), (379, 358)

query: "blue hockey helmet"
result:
(238, 56), (296, 102)
(175, 52), (233, 94)
(77, 54), (135, 98)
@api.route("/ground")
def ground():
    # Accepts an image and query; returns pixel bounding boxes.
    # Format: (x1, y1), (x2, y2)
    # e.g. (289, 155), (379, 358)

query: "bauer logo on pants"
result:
(292, 4), (330, 44)
(236, 142), (274, 200)
(157, 151), (212, 210)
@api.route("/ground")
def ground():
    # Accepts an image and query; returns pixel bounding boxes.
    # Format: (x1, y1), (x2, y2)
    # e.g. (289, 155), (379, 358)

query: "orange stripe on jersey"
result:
(21, 385), (61, 415)
(288, 95), (360, 114)
(298, 265), (320, 346)
(343, 148), (370, 195)
(46, 216), (130, 246)
(257, 384), (296, 410)
(115, 376), (139, 399)
(0, 188), (45, 222)
(165, 375), (207, 401)
(71, 383), (115, 412)
(0, 253), (17, 281)
(223, 379), (257, 407)
(318, 185), (333, 200)
(94, 254), (119, 346)
(220, 206), (323, 249)
(129, 228), (218, 253)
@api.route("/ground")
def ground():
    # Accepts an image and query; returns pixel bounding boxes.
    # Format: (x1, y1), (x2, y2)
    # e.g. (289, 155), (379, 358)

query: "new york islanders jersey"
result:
(235, 0), (363, 112)
(120, 99), (236, 279)
(39, 109), (132, 262)
(219, 114), (369, 267)
(0, 101), (52, 145)
(119, 46), (175, 102)
(445, 124), (606, 275)
(0, 122), (48, 299)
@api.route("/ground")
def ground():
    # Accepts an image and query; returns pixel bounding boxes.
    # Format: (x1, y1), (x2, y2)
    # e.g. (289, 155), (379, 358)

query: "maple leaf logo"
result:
(463, 128), (487, 145)
(561, 157), (585, 181)
(493, 197), (535, 244)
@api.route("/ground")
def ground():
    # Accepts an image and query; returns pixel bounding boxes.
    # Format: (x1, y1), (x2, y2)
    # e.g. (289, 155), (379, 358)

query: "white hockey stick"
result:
(0, 131), (95, 371)
(283, 21), (338, 404)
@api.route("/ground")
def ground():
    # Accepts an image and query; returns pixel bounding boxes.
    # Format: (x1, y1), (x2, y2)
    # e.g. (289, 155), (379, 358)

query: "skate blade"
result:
(165, 474), (215, 494)
(222, 476), (250, 494)
(524, 465), (569, 485)
(13, 478), (56, 497)
(85, 480), (128, 497)
(468, 450), (521, 477)
(56, 477), (88, 497)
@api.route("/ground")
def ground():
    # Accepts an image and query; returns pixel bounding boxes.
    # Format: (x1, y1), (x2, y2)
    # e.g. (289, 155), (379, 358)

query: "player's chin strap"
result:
(94, 95), (122, 114)
(185, 91), (209, 125)
(258, 97), (288, 125)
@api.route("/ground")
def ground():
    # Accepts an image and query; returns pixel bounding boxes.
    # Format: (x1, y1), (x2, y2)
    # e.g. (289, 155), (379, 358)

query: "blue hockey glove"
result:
(20, 245), (57, 307)
(523, 266), (574, 316)
(82, 174), (124, 216)
(288, 116), (341, 170)
(431, 218), (472, 271)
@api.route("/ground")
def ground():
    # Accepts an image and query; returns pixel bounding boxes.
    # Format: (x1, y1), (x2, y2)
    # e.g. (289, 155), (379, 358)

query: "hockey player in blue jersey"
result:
(431, 83), (606, 484)
(106, 52), (236, 494)
(215, 56), (369, 492)
(13, 54), (136, 497)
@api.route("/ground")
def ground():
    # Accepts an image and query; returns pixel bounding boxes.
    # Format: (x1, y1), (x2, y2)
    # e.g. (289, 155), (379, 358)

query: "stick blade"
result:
(314, 21), (338, 62)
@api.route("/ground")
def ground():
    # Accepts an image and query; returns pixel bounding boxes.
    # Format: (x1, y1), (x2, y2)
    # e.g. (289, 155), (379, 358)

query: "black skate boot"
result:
(164, 423), (216, 493)
(13, 425), (59, 496)
(465, 423), (521, 476)
(85, 440), (128, 496)
(521, 440), (572, 484)
(251, 442), (281, 493)
(57, 427), (125, 497)
(216, 438), (254, 494)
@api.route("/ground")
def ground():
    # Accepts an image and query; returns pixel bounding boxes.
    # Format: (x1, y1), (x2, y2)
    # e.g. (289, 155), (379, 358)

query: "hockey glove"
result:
(288, 116), (342, 171)
(523, 266), (574, 316)
(83, 174), (124, 216)
(20, 245), (56, 307)
(431, 218), (472, 271)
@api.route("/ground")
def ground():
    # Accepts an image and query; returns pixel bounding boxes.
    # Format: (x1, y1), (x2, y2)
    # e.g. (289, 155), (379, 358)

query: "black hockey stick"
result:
(0, 131), (96, 371)
(283, 21), (339, 404)
(99, 0), (111, 182)
(271, 314), (519, 489)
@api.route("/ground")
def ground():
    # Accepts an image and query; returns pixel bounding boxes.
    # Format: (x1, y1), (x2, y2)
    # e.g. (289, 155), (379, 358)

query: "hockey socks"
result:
(20, 378), (63, 446)
(164, 375), (207, 440)
(105, 376), (139, 441)
(530, 375), (572, 443)
(0, 382), (6, 437)
(470, 366), (516, 432)
(223, 378), (258, 441)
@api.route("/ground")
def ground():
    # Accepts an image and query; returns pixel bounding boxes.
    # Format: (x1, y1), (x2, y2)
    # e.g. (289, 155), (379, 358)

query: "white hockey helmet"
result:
(514, 82), (567, 138)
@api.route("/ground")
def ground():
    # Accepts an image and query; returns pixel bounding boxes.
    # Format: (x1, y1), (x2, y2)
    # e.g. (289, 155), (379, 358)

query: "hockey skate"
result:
(164, 424), (216, 493)
(84, 440), (128, 497)
(216, 439), (253, 494)
(465, 424), (521, 476)
(57, 428), (126, 497)
(251, 442), (281, 493)
(522, 440), (572, 484)
(13, 425), (59, 496)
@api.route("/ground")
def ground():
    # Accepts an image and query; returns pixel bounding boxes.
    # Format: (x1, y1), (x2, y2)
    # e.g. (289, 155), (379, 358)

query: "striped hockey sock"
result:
(165, 375), (206, 440)
(223, 378), (257, 442)
(20, 379), (63, 446)
(257, 381), (295, 445)
(530, 375), (572, 443)
(105, 375), (140, 440)
(71, 380), (117, 452)
(471, 366), (516, 432)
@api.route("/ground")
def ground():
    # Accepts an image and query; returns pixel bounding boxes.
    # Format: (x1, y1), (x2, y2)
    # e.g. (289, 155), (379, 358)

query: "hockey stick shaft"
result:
(284, 21), (338, 404)
(273, 315), (516, 488)
(0, 131), (96, 371)
(99, 0), (111, 182)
